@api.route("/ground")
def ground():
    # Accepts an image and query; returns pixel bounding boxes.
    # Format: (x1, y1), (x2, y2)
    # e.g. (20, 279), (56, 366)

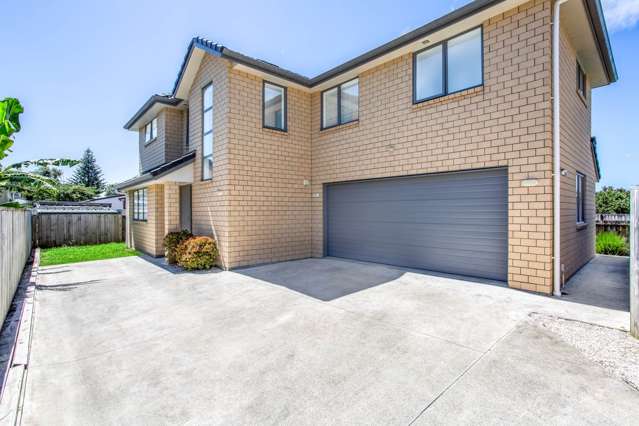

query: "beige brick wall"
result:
(128, 184), (165, 257)
(558, 26), (596, 281)
(164, 182), (181, 235)
(133, 0), (599, 294)
(187, 55), (232, 268)
(224, 70), (312, 268)
(310, 0), (554, 293)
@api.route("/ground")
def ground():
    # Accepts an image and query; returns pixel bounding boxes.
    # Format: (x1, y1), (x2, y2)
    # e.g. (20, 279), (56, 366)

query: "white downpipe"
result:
(553, 0), (568, 297)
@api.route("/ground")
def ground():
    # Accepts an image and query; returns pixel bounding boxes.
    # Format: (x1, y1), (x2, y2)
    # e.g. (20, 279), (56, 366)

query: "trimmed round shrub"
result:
(163, 230), (193, 264)
(596, 232), (629, 256)
(176, 236), (218, 270)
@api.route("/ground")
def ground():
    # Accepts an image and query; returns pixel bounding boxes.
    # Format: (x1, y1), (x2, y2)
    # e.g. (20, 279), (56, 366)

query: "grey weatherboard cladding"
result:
(324, 168), (508, 281)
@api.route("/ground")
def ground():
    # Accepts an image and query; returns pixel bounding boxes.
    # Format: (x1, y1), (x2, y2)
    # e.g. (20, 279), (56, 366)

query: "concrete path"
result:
(22, 255), (638, 425)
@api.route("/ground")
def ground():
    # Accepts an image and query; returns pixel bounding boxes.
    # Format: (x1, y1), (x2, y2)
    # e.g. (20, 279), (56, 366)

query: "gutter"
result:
(553, 0), (569, 297)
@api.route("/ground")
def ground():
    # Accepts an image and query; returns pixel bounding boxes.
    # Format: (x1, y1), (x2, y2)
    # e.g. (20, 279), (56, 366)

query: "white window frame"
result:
(201, 83), (214, 181)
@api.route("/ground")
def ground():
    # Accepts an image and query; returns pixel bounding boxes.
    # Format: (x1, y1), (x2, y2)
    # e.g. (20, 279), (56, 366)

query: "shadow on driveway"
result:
(236, 258), (405, 301)
(561, 255), (629, 312)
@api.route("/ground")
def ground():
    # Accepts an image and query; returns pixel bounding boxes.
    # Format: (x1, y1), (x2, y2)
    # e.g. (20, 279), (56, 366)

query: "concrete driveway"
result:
(23, 255), (638, 425)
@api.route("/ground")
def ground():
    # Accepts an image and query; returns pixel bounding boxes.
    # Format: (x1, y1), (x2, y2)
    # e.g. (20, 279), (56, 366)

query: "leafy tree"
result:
(71, 148), (105, 191)
(102, 183), (120, 197)
(35, 164), (63, 182)
(20, 182), (97, 202)
(0, 98), (23, 161)
(0, 98), (79, 200)
(596, 186), (630, 214)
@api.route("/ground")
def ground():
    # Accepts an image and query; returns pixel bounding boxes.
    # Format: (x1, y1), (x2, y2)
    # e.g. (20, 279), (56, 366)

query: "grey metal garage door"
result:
(325, 168), (508, 281)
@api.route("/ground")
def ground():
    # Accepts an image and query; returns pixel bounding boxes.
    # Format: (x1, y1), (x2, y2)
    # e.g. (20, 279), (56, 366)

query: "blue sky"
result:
(2, 0), (638, 188)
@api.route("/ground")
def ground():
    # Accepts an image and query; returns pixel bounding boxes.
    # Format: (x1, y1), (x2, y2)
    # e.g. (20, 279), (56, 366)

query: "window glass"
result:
(264, 83), (285, 130)
(322, 87), (338, 128)
(577, 63), (587, 99)
(340, 79), (359, 123)
(576, 173), (585, 223)
(202, 84), (214, 180)
(151, 118), (158, 139)
(447, 28), (482, 93)
(202, 156), (213, 180)
(133, 188), (148, 221)
(203, 85), (213, 110)
(203, 109), (213, 134)
(203, 132), (213, 157)
(145, 123), (151, 143)
(415, 44), (444, 101)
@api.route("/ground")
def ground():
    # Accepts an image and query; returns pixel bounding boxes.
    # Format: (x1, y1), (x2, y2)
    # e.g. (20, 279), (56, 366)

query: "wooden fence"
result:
(596, 213), (630, 237)
(32, 213), (124, 248)
(0, 208), (32, 324)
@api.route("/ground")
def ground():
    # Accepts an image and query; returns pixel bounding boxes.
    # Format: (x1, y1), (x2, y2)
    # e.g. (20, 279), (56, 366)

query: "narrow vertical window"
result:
(133, 188), (148, 221)
(415, 44), (444, 101)
(340, 79), (359, 123)
(322, 87), (338, 129)
(202, 83), (213, 180)
(263, 82), (286, 131)
(577, 62), (587, 100)
(576, 173), (586, 224)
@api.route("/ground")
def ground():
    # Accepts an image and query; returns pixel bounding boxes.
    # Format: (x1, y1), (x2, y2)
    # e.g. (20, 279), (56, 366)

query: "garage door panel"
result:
(325, 168), (508, 281)
(327, 223), (507, 252)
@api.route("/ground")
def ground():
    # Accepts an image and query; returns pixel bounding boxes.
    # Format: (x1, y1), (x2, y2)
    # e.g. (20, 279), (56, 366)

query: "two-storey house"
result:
(118, 0), (616, 295)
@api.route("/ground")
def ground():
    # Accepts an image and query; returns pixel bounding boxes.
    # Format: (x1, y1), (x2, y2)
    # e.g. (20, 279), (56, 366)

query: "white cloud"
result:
(602, 0), (639, 32)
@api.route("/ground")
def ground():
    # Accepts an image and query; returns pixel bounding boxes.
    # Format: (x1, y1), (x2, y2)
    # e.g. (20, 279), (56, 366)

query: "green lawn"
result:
(40, 242), (139, 266)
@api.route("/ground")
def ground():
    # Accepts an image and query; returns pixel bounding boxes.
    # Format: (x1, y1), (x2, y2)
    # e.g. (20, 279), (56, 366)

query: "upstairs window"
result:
(133, 188), (148, 221)
(414, 27), (483, 103)
(202, 83), (213, 180)
(577, 62), (587, 100)
(263, 82), (287, 131)
(144, 117), (158, 144)
(321, 78), (359, 129)
(576, 172), (586, 224)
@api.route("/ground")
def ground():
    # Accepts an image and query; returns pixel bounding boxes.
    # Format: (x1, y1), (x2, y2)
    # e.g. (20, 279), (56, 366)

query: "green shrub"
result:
(596, 232), (629, 256)
(163, 230), (193, 264)
(176, 236), (218, 270)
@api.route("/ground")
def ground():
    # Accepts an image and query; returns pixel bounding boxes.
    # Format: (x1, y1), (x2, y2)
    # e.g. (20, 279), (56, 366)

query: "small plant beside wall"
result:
(176, 236), (218, 270)
(596, 232), (629, 256)
(163, 230), (193, 264)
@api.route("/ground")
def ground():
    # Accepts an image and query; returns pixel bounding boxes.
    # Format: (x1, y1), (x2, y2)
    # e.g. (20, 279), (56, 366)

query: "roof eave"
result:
(123, 95), (183, 130)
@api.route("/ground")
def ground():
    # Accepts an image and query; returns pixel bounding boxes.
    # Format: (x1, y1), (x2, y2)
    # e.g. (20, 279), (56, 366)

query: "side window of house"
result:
(133, 188), (148, 221)
(321, 78), (359, 129)
(413, 27), (483, 103)
(202, 83), (213, 180)
(144, 117), (158, 144)
(577, 62), (587, 99)
(576, 173), (586, 224)
(263, 82), (287, 131)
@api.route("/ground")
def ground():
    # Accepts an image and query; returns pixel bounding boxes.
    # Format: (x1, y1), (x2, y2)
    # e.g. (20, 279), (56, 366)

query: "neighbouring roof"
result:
(591, 137), (601, 182)
(116, 151), (196, 190)
(90, 194), (125, 202)
(34, 201), (119, 214)
(125, 0), (617, 129)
